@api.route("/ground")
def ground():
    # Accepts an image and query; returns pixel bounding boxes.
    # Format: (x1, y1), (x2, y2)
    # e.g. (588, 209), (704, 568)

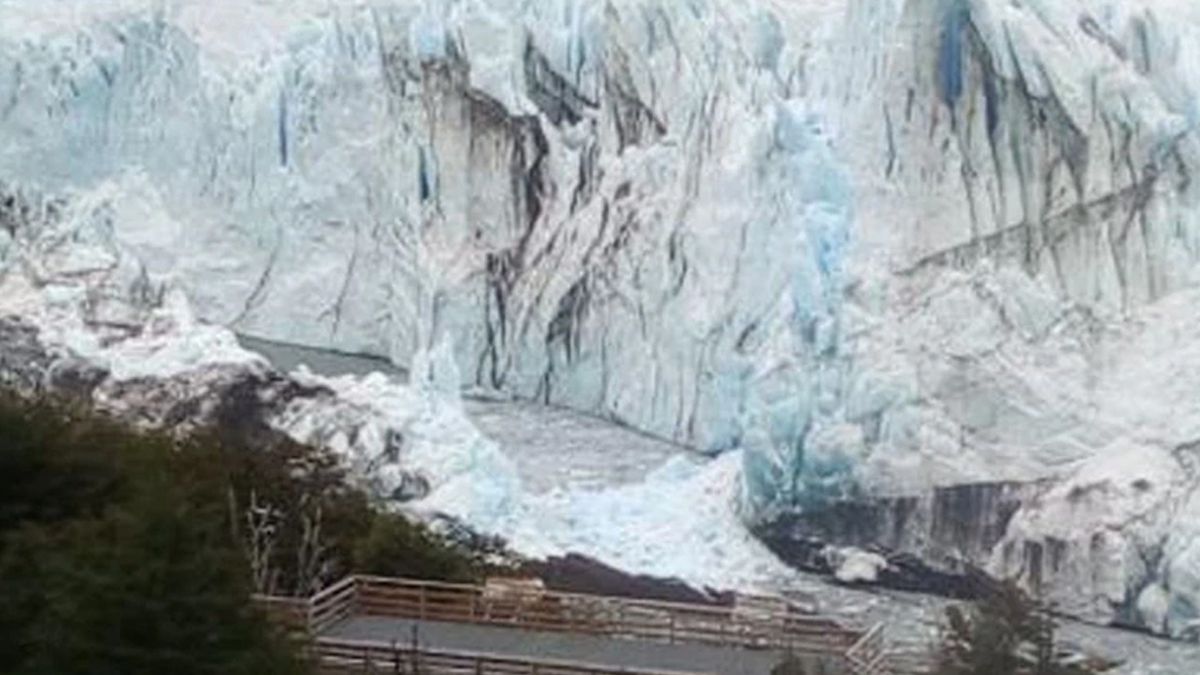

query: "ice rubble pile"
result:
(3, 0), (1200, 635)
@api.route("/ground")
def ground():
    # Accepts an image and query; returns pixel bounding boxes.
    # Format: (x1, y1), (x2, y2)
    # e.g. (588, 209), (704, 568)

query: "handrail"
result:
(352, 575), (860, 653)
(354, 574), (839, 625)
(845, 622), (890, 675)
(310, 575), (357, 607)
(308, 576), (358, 635)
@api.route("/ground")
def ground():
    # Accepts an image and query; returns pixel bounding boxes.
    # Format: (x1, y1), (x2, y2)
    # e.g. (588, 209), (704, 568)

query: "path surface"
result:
(323, 615), (790, 675)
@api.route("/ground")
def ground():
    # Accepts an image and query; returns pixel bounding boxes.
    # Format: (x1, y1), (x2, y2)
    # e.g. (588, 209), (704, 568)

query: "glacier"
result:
(0, 180), (792, 594)
(3, 0), (1200, 639)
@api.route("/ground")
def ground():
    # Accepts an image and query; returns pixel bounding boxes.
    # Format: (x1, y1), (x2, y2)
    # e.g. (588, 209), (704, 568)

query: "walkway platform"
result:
(324, 615), (784, 674)
(255, 575), (890, 674)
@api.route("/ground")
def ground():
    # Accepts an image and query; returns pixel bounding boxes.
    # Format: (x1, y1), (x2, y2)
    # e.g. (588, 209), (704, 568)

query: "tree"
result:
(935, 581), (1102, 675)
(0, 391), (485, 674)
(0, 394), (307, 675)
(353, 511), (479, 583)
(12, 490), (303, 675)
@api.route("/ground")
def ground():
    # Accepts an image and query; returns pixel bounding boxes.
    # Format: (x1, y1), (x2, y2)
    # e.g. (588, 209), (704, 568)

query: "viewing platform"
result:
(256, 575), (891, 674)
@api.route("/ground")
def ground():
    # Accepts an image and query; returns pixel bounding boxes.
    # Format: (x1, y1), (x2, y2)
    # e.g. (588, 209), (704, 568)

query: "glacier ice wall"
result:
(4, 0), (1200, 635)
(0, 181), (793, 594)
(0, 0), (866, 508)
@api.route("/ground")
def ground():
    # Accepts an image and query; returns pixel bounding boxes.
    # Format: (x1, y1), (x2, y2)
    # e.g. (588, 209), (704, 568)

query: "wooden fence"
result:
(309, 576), (358, 634)
(352, 575), (860, 654)
(844, 622), (889, 675)
(255, 575), (893, 675)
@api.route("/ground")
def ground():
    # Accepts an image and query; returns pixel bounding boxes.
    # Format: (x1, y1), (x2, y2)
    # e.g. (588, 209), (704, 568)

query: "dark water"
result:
(236, 334), (406, 379)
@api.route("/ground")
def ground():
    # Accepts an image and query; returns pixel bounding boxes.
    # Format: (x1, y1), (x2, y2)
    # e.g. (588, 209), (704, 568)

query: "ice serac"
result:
(3, 0), (1200, 636)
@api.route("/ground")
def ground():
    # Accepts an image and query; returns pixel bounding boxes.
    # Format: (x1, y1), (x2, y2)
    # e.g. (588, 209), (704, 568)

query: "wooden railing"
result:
(255, 575), (893, 674)
(353, 575), (861, 655)
(308, 576), (357, 635)
(845, 622), (890, 675)
(313, 637), (705, 675)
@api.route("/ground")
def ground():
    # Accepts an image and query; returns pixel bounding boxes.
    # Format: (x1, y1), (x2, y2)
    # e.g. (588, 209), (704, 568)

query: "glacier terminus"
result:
(3, 0), (1200, 648)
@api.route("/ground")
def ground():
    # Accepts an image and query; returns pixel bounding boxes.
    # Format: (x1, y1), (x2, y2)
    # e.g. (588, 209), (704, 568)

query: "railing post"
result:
(668, 613), (675, 644)
(308, 592), (318, 636)
(419, 585), (427, 621)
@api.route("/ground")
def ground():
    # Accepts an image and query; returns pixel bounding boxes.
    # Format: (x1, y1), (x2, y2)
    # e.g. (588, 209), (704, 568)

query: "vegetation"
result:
(354, 512), (480, 582)
(935, 581), (1109, 675)
(0, 392), (482, 674)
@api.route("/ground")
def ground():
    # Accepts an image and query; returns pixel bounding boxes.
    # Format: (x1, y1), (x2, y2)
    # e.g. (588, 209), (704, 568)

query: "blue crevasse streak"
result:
(938, 2), (970, 110)
(982, 65), (1000, 136)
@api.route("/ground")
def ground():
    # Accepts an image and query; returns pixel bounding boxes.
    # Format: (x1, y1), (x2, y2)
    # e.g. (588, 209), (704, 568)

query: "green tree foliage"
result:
(936, 581), (1104, 675)
(0, 397), (128, 531)
(0, 392), (484, 674)
(353, 512), (477, 582)
(0, 394), (305, 675)
(12, 495), (301, 675)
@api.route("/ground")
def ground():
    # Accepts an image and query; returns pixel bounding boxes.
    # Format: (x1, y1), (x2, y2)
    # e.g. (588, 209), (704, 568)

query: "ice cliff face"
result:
(3, 0), (1200, 636)
(0, 184), (788, 593)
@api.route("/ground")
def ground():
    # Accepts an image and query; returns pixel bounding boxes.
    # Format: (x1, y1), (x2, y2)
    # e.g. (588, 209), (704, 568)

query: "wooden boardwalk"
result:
(323, 616), (783, 674)
(256, 575), (891, 674)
